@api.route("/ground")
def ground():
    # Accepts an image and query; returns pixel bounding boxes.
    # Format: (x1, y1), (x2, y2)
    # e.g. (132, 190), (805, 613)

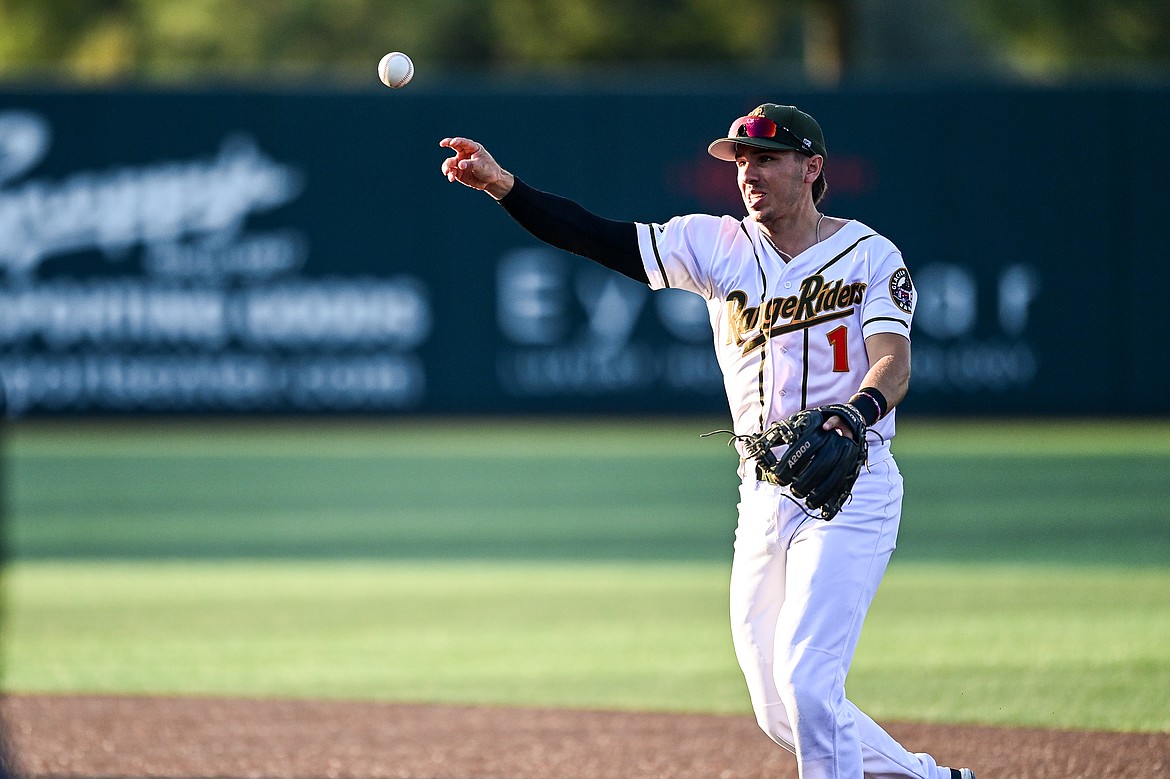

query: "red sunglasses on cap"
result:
(729, 116), (815, 155)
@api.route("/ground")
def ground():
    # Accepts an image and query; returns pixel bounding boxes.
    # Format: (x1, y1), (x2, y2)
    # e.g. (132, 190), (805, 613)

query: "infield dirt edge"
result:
(3, 693), (1169, 779)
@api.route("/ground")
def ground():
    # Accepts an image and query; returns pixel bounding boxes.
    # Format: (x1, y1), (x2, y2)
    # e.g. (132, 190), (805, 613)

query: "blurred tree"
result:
(487, 0), (795, 66)
(0, 0), (469, 83)
(0, 0), (1165, 85)
(966, 0), (1170, 77)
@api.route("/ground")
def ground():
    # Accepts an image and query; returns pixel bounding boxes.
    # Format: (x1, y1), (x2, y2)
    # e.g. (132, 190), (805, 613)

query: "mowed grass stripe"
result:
(3, 560), (1168, 732)
(5, 418), (1169, 564)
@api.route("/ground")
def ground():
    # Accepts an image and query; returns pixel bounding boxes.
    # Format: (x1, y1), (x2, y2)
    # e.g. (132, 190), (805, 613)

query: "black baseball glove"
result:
(741, 404), (869, 521)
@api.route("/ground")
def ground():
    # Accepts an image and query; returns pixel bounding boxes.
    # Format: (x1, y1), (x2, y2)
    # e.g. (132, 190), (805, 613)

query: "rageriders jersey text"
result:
(726, 274), (867, 354)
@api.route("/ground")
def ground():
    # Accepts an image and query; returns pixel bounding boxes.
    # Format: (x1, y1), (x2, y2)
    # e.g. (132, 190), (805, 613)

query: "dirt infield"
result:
(2, 694), (1167, 779)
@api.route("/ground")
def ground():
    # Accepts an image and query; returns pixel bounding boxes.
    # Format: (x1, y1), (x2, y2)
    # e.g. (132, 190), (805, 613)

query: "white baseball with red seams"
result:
(378, 52), (414, 88)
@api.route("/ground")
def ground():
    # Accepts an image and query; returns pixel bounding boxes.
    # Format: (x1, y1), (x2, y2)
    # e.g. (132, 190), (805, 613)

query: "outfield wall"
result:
(1, 82), (1166, 417)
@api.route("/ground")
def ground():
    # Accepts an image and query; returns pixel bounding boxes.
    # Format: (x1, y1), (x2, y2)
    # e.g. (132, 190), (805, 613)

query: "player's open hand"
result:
(439, 137), (514, 199)
(822, 415), (854, 440)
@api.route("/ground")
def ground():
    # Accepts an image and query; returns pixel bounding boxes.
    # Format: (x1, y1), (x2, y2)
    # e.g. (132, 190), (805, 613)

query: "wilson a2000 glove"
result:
(742, 404), (869, 521)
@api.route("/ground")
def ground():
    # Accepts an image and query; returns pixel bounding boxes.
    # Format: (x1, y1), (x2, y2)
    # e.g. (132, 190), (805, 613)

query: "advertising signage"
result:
(0, 85), (1163, 417)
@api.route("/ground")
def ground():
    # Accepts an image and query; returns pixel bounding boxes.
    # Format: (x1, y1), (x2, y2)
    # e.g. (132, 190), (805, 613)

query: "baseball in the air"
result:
(378, 51), (414, 88)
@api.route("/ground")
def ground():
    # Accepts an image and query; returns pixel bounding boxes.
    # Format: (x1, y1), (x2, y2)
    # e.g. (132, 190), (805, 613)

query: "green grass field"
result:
(3, 418), (1169, 732)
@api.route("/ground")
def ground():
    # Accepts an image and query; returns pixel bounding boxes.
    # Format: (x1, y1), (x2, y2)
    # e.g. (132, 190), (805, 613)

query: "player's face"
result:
(735, 147), (813, 224)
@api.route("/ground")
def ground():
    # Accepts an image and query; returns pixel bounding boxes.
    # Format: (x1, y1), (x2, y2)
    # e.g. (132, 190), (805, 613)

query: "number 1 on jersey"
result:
(827, 325), (849, 372)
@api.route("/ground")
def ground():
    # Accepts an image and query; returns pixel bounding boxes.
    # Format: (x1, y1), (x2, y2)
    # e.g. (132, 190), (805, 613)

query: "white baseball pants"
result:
(729, 454), (950, 779)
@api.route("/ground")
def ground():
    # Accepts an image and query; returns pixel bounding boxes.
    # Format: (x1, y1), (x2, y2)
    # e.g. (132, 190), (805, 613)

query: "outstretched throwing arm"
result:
(438, 136), (646, 283)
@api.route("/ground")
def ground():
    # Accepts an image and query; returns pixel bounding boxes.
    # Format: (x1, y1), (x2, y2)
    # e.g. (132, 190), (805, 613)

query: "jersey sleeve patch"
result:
(889, 267), (915, 314)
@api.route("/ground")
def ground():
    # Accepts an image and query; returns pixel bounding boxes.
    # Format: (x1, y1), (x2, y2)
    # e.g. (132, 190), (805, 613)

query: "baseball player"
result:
(440, 103), (976, 779)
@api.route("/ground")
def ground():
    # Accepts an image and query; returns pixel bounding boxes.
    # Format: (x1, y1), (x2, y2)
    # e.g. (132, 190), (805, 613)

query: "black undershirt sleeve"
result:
(497, 177), (649, 284)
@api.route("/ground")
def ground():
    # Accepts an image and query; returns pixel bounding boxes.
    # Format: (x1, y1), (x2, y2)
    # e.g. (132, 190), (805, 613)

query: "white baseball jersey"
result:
(635, 214), (915, 462)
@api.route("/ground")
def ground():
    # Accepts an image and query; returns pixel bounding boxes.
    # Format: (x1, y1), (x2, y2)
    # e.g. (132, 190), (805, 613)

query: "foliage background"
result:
(0, 0), (1168, 87)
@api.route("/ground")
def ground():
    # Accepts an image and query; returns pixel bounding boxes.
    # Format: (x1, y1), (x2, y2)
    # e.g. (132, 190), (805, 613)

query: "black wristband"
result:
(848, 386), (888, 426)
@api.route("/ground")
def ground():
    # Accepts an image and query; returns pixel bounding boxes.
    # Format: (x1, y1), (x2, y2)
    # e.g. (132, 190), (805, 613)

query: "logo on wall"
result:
(911, 262), (1040, 393)
(494, 247), (721, 405)
(0, 108), (431, 416)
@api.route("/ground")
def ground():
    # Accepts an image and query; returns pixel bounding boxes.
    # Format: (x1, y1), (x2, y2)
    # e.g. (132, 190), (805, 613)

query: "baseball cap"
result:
(707, 103), (827, 161)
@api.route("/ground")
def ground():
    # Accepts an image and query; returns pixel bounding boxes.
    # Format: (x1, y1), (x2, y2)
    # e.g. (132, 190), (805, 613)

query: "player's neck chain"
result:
(766, 213), (825, 262)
